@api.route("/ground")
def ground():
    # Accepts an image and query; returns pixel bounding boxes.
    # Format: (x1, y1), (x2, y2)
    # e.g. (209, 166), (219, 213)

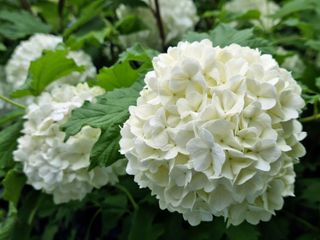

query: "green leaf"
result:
(116, 15), (148, 35)
(184, 24), (274, 53)
(63, 0), (105, 38)
(62, 80), (144, 168)
(0, 120), (23, 170)
(11, 49), (84, 98)
(11, 191), (43, 240)
(273, 0), (317, 19)
(0, 10), (51, 40)
(226, 223), (260, 240)
(0, 42), (6, 51)
(93, 44), (155, 91)
(112, 0), (147, 8)
(209, 24), (253, 47)
(128, 206), (164, 240)
(185, 24), (253, 47)
(0, 110), (24, 127)
(2, 170), (26, 206)
(89, 127), (122, 169)
(0, 203), (17, 240)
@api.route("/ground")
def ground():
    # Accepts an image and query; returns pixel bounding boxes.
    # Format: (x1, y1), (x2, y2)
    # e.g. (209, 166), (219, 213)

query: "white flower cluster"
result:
(14, 83), (125, 204)
(224, 0), (279, 30)
(5, 33), (96, 92)
(116, 0), (198, 49)
(120, 40), (306, 226)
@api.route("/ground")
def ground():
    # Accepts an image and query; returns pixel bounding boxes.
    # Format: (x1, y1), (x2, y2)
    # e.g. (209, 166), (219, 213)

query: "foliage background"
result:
(0, 0), (320, 239)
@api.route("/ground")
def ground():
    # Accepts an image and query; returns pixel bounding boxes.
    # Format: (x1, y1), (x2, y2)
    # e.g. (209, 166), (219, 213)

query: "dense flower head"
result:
(224, 0), (279, 30)
(5, 33), (96, 92)
(116, 0), (198, 49)
(120, 40), (306, 226)
(14, 83), (125, 204)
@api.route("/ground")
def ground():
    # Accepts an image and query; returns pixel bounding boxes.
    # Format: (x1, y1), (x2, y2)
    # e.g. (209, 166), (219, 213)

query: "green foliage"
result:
(94, 44), (156, 91)
(185, 24), (274, 53)
(62, 79), (144, 169)
(0, 10), (51, 40)
(0, 120), (23, 171)
(11, 49), (84, 98)
(2, 170), (26, 206)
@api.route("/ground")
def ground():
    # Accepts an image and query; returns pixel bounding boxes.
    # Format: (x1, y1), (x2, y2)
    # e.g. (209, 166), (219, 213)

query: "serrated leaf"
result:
(184, 24), (274, 53)
(0, 10), (51, 40)
(62, 80), (144, 168)
(11, 50), (84, 98)
(209, 24), (253, 47)
(185, 24), (253, 47)
(0, 120), (23, 170)
(89, 127), (122, 169)
(93, 44), (155, 91)
(2, 170), (26, 206)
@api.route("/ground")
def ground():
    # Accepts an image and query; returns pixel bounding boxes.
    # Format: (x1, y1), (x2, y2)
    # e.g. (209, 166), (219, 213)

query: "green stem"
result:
(300, 113), (320, 123)
(0, 94), (26, 110)
(115, 184), (139, 210)
(85, 208), (101, 240)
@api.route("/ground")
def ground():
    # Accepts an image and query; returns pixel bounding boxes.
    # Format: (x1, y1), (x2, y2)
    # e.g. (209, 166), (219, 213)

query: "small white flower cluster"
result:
(14, 83), (125, 204)
(5, 33), (96, 92)
(224, 0), (279, 30)
(116, 0), (198, 49)
(120, 40), (306, 226)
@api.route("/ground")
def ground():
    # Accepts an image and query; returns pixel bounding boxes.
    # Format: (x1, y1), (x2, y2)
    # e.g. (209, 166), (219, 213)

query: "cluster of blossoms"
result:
(224, 0), (279, 30)
(120, 40), (306, 225)
(14, 83), (125, 204)
(5, 33), (96, 93)
(116, 0), (198, 50)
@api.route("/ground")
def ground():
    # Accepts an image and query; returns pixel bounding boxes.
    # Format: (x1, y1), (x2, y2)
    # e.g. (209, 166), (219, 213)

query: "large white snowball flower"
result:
(120, 40), (306, 226)
(14, 83), (125, 204)
(116, 0), (198, 50)
(224, 0), (279, 30)
(5, 33), (96, 92)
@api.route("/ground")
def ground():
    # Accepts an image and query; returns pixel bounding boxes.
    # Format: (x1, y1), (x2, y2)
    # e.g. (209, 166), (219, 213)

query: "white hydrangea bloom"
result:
(5, 33), (96, 92)
(116, 0), (198, 49)
(224, 0), (279, 30)
(14, 83), (125, 204)
(120, 40), (306, 226)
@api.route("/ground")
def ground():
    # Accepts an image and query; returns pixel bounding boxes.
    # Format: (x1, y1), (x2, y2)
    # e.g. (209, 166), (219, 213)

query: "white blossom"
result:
(120, 40), (306, 226)
(14, 83), (125, 204)
(116, 0), (198, 49)
(224, 0), (279, 30)
(5, 33), (96, 92)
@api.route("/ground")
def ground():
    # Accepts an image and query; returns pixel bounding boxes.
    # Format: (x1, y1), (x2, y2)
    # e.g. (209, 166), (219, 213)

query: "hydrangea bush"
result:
(0, 0), (320, 239)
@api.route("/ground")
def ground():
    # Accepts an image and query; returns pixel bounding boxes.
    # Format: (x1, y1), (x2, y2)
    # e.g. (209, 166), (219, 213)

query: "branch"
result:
(0, 95), (26, 110)
(152, 0), (165, 51)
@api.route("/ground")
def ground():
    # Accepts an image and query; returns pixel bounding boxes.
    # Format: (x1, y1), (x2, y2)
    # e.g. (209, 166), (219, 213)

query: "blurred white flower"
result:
(5, 33), (96, 93)
(120, 40), (306, 226)
(224, 0), (279, 30)
(116, 0), (198, 49)
(14, 83), (125, 204)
